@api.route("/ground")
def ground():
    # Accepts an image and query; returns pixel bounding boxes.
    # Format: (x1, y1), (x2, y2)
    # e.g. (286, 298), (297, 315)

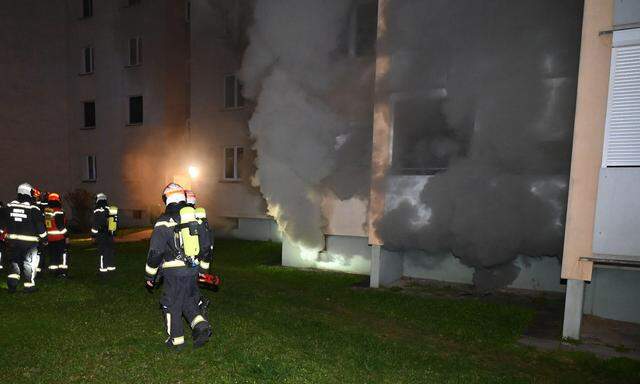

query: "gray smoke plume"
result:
(375, 0), (582, 289)
(240, 0), (375, 250)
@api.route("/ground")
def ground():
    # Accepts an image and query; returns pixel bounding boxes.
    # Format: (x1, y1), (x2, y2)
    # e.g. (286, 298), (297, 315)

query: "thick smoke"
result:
(376, 0), (582, 289)
(240, 0), (375, 250)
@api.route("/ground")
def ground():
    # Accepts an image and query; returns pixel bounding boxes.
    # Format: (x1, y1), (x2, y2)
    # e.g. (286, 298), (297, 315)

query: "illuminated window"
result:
(80, 46), (94, 74)
(224, 75), (245, 109)
(83, 101), (95, 128)
(128, 96), (143, 125)
(224, 146), (243, 180)
(84, 155), (97, 182)
(128, 37), (142, 66)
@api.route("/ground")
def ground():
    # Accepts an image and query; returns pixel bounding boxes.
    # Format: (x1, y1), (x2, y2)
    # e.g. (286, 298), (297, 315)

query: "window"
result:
(84, 155), (97, 182)
(83, 101), (96, 128)
(128, 37), (142, 66)
(224, 146), (243, 180)
(185, 1), (191, 23)
(224, 75), (245, 109)
(82, 0), (93, 18)
(132, 210), (143, 219)
(80, 46), (94, 74)
(602, 29), (640, 167)
(391, 90), (472, 175)
(350, 1), (378, 57)
(128, 0), (141, 6)
(128, 96), (143, 125)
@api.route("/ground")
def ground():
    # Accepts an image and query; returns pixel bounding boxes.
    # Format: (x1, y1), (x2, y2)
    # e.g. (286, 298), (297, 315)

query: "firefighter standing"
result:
(0, 201), (6, 271)
(32, 188), (48, 272)
(4, 183), (47, 293)
(144, 183), (212, 350)
(44, 193), (69, 277)
(91, 193), (118, 274)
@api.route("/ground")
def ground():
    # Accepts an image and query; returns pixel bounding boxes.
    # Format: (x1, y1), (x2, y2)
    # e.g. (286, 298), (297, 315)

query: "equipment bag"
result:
(108, 206), (118, 232)
(178, 206), (200, 258)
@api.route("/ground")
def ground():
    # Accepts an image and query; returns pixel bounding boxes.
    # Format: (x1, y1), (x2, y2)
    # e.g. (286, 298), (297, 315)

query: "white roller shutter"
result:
(602, 29), (640, 167)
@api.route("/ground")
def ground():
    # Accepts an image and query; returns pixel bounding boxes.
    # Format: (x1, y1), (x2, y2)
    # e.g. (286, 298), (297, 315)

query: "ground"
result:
(0, 239), (639, 384)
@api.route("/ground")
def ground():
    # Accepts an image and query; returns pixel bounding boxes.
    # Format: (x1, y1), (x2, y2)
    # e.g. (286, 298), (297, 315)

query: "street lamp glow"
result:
(188, 165), (200, 179)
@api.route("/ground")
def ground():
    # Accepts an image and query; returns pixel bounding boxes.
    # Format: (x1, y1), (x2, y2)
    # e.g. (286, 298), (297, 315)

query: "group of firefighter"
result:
(0, 181), (217, 350)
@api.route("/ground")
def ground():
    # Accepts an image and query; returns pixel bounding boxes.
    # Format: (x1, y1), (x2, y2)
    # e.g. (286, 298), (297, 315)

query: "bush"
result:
(64, 188), (93, 234)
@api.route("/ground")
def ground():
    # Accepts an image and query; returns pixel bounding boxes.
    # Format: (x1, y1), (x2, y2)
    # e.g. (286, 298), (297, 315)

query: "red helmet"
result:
(48, 193), (61, 203)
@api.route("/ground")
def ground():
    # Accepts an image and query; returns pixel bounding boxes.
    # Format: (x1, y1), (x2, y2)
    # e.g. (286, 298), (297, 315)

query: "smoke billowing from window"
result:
(240, 0), (375, 250)
(375, 0), (582, 290)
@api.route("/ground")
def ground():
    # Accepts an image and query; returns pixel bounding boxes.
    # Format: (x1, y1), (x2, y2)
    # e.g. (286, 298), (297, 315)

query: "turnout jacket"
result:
(4, 195), (47, 244)
(91, 201), (109, 236)
(145, 202), (211, 281)
(44, 204), (67, 242)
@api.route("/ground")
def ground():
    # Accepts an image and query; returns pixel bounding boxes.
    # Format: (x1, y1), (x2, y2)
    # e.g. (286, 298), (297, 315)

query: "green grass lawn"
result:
(0, 239), (639, 383)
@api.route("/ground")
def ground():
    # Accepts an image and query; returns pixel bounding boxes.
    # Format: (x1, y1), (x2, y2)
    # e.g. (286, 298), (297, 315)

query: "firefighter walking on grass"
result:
(91, 193), (118, 275)
(144, 183), (212, 350)
(4, 183), (47, 293)
(44, 193), (69, 277)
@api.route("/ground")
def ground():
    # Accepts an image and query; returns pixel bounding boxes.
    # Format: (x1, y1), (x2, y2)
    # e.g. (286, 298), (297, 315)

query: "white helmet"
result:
(185, 190), (197, 206)
(96, 193), (107, 202)
(162, 183), (186, 205)
(17, 183), (33, 196)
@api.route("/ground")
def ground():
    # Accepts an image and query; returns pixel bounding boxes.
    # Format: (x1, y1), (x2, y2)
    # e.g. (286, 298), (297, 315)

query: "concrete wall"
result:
(0, 0), (70, 201)
(226, 217), (281, 242)
(584, 266), (640, 323)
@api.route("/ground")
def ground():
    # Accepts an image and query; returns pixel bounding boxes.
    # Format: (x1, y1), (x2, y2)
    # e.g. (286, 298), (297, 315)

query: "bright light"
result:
(188, 165), (200, 179)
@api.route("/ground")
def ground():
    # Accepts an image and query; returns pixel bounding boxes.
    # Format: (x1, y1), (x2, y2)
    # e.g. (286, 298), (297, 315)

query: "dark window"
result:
(391, 91), (471, 175)
(128, 37), (142, 66)
(224, 146), (243, 180)
(132, 210), (143, 219)
(354, 1), (378, 56)
(129, 96), (143, 124)
(85, 155), (97, 181)
(81, 46), (94, 74)
(83, 101), (95, 128)
(186, 1), (191, 23)
(224, 75), (244, 109)
(128, 0), (141, 6)
(82, 0), (93, 18)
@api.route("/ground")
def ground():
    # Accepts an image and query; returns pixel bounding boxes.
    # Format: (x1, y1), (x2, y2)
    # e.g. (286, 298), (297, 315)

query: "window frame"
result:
(82, 100), (96, 129)
(127, 95), (144, 125)
(223, 74), (245, 110)
(80, 45), (94, 75)
(127, 36), (142, 67)
(83, 155), (97, 182)
(222, 146), (243, 181)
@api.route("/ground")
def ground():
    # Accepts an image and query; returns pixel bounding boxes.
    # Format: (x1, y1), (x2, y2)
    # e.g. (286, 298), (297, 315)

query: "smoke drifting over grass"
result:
(240, 0), (375, 250)
(375, 0), (582, 289)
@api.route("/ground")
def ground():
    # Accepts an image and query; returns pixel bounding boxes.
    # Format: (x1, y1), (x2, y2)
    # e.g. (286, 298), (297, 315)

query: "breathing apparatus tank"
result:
(108, 206), (118, 233)
(178, 206), (200, 258)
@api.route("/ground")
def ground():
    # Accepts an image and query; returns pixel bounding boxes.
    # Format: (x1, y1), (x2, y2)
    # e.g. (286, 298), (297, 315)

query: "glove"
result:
(198, 273), (221, 291)
(145, 280), (155, 294)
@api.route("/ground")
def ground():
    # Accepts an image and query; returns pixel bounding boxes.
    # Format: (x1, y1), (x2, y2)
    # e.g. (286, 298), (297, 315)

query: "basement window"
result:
(83, 101), (96, 128)
(223, 146), (243, 180)
(128, 95), (143, 125)
(128, 37), (142, 66)
(80, 46), (94, 74)
(83, 155), (97, 182)
(224, 75), (245, 109)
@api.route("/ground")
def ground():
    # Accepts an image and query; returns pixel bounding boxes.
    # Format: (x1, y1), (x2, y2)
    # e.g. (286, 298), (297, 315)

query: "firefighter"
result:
(32, 187), (48, 272)
(44, 193), (69, 277)
(4, 183), (48, 293)
(144, 183), (212, 350)
(91, 193), (118, 274)
(185, 190), (218, 317)
(0, 201), (6, 271)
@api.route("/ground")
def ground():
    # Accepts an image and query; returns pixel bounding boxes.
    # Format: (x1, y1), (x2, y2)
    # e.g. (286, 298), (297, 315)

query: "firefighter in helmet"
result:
(32, 187), (48, 272)
(144, 183), (212, 350)
(91, 193), (118, 274)
(4, 183), (48, 293)
(44, 193), (69, 277)
(0, 200), (6, 271)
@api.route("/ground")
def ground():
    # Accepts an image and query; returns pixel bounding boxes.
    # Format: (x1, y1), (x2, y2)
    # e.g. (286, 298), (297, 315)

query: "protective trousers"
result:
(160, 268), (209, 347)
(97, 234), (116, 273)
(0, 241), (5, 270)
(7, 242), (40, 292)
(48, 240), (68, 273)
